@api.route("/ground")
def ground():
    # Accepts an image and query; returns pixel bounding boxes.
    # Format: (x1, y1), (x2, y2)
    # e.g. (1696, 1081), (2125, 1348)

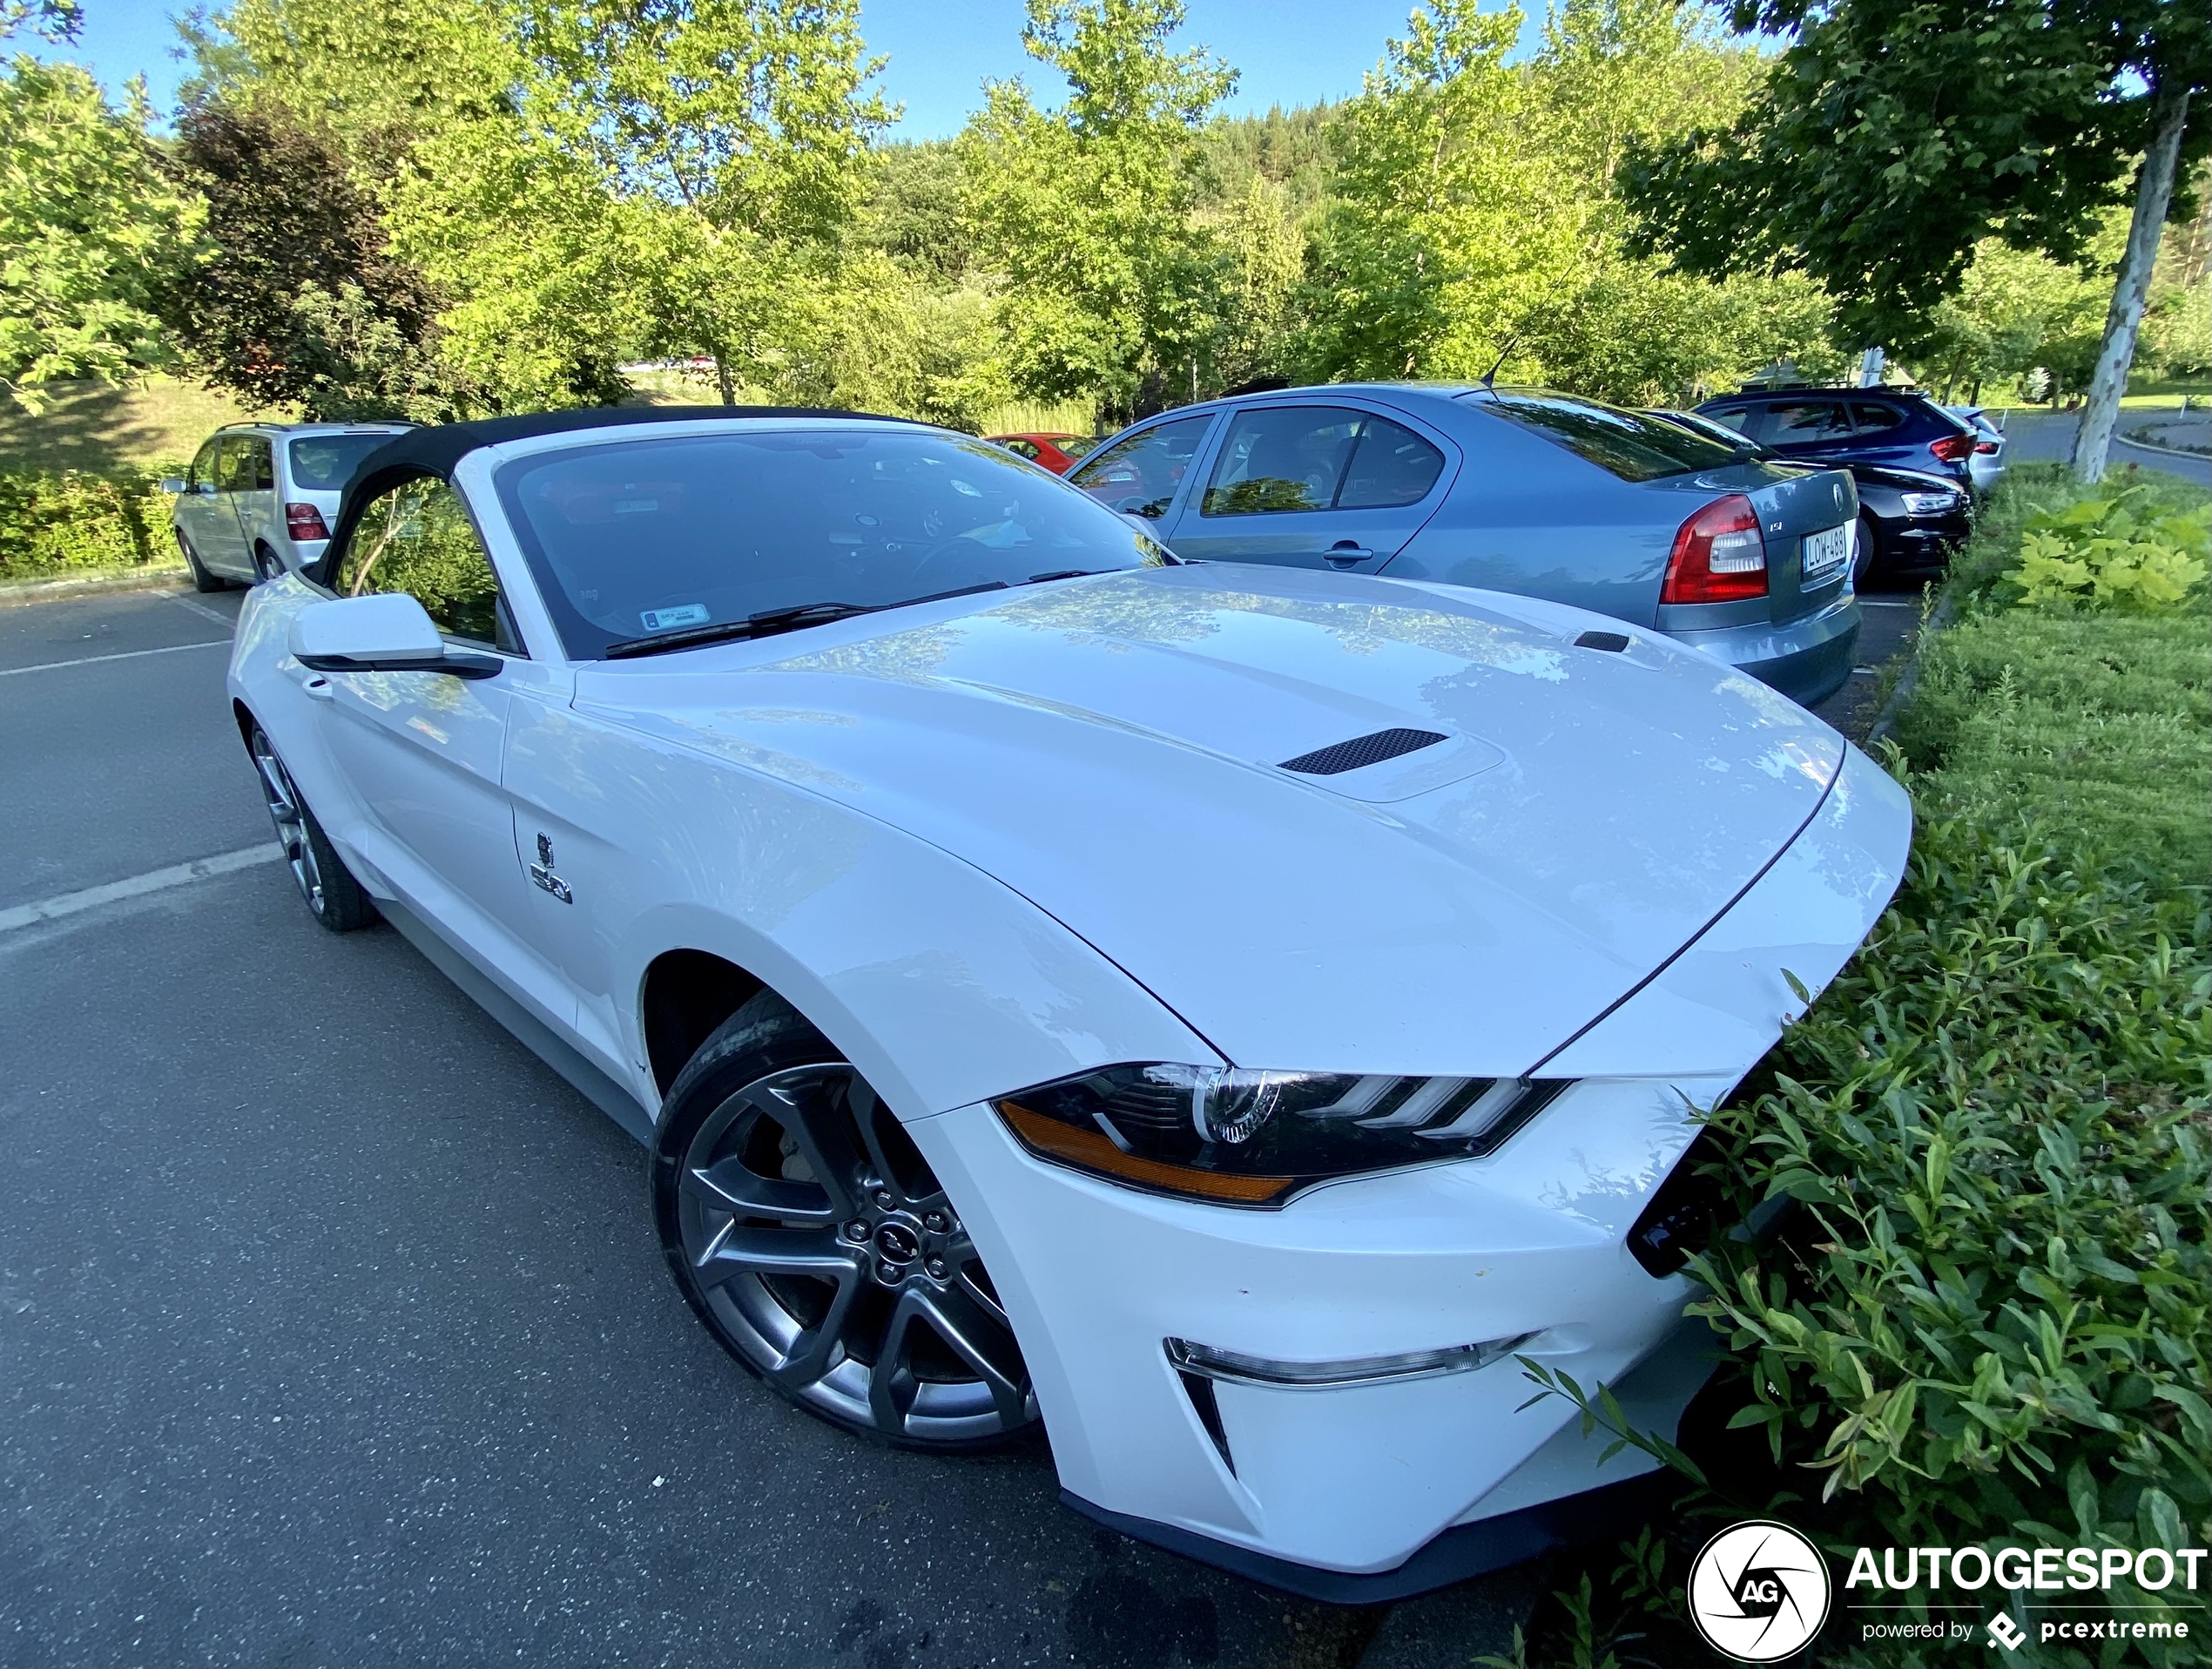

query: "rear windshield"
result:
(1477, 393), (1747, 482)
(289, 432), (403, 490)
(495, 427), (1169, 659)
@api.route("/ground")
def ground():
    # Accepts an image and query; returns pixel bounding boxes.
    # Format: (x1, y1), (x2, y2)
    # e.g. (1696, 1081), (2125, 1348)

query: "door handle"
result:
(303, 676), (333, 701)
(1324, 544), (1375, 567)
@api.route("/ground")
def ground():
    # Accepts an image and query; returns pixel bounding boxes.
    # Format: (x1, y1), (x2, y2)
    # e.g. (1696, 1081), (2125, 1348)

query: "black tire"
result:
(650, 991), (1040, 1452)
(1852, 513), (1882, 590)
(179, 530), (230, 593)
(247, 723), (378, 932)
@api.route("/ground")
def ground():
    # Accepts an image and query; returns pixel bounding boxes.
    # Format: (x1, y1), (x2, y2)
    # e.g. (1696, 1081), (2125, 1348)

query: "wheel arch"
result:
(639, 948), (767, 1097)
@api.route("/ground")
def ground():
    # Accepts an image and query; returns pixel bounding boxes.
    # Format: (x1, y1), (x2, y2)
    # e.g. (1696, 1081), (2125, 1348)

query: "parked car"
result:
(984, 431), (1096, 474)
(1646, 409), (1971, 588)
(1069, 385), (1863, 708)
(164, 422), (414, 591)
(1692, 386), (1978, 487)
(229, 405), (1909, 1599)
(1944, 405), (2008, 494)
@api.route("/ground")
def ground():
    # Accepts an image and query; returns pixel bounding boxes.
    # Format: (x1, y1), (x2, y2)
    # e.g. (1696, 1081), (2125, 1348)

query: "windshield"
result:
(495, 427), (1173, 660)
(1480, 393), (1749, 482)
(289, 432), (404, 490)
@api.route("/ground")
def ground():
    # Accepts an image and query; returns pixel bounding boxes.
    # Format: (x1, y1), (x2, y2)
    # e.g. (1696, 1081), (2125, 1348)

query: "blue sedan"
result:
(1069, 385), (1863, 709)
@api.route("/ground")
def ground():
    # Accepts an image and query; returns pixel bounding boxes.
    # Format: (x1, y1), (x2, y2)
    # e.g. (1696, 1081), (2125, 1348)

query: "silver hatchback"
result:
(163, 422), (412, 590)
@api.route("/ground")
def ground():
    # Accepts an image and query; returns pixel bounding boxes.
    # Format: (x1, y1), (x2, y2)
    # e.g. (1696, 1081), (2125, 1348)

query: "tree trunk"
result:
(711, 349), (736, 407)
(2073, 81), (2191, 483)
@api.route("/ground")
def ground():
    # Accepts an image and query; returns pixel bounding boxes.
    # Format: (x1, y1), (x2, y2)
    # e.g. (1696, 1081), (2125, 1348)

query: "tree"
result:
(158, 98), (471, 419)
(960, 0), (1236, 422)
(392, 0), (889, 408)
(0, 58), (199, 412)
(1622, 0), (2212, 479)
(1, 0), (78, 42)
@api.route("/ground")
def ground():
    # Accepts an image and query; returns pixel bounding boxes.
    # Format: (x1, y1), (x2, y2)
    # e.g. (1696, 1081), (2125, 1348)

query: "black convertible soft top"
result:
(318, 403), (923, 579)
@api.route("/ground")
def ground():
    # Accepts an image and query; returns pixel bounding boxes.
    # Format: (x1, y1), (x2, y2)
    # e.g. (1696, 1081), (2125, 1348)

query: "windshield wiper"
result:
(1025, 569), (1107, 584)
(603, 582), (1012, 659)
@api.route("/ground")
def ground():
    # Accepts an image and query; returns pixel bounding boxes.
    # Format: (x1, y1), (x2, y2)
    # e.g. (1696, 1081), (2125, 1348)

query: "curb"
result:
(1864, 591), (1956, 749)
(2115, 430), (2211, 462)
(0, 566), (193, 608)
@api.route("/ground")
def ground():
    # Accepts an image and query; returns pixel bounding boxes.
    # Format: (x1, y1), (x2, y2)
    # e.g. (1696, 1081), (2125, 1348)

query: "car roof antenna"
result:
(1478, 334), (1520, 401)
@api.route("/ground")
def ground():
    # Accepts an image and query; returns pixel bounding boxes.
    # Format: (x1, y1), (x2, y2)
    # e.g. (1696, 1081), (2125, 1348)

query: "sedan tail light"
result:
(284, 503), (331, 541)
(1661, 494), (1767, 605)
(1927, 433), (1973, 464)
(1974, 439), (2000, 454)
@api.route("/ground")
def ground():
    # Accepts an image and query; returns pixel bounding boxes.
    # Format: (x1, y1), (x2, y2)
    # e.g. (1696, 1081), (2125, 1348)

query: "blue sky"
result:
(32, 0), (1448, 132)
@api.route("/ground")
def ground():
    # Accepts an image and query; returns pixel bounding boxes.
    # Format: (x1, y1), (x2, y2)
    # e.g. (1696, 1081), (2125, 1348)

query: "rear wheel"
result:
(248, 724), (377, 931)
(651, 994), (1039, 1451)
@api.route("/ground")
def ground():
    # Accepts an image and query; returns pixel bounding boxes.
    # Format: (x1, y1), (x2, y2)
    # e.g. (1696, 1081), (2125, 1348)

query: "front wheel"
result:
(651, 994), (1039, 1451)
(248, 724), (377, 931)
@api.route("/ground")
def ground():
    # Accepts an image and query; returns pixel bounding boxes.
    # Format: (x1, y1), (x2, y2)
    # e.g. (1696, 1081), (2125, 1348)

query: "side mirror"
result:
(159, 477), (186, 495)
(288, 593), (501, 679)
(1117, 510), (1157, 536)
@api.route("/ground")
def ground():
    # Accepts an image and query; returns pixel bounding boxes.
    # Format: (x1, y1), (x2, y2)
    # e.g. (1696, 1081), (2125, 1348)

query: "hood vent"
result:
(1280, 727), (1447, 777)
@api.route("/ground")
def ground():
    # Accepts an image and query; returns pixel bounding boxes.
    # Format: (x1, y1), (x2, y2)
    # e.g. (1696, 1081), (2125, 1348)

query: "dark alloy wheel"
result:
(248, 724), (377, 931)
(651, 996), (1039, 1450)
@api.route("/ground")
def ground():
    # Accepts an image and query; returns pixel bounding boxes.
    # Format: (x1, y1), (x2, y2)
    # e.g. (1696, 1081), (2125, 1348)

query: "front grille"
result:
(1279, 727), (1447, 776)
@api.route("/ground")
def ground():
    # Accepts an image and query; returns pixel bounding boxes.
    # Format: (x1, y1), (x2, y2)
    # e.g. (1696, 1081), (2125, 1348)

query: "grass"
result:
(0, 375), (285, 476)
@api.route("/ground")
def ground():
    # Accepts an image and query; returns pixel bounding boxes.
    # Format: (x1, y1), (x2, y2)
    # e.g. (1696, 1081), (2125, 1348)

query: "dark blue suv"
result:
(1694, 389), (1979, 487)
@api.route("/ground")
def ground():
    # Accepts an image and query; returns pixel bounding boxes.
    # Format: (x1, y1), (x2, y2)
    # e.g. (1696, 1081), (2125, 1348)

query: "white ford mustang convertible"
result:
(226, 408), (1910, 1599)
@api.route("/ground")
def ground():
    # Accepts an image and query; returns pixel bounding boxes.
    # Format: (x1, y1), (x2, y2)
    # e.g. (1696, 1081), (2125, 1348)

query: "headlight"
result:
(991, 1065), (1570, 1206)
(1899, 490), (1959, 515)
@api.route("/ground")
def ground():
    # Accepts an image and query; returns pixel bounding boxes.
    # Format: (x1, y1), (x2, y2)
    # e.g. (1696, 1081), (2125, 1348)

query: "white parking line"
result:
(0, 845), (282, 935)
(166, 593), (237, 628)
(0, 639), (229, 678)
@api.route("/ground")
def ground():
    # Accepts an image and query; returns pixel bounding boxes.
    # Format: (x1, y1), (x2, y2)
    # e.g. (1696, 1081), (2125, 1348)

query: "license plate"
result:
(1802, 522), (1851, 581)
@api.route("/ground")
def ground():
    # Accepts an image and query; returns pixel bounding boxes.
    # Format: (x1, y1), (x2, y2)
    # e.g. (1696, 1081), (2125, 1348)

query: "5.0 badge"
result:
(1688, 1520), (1832, 1662)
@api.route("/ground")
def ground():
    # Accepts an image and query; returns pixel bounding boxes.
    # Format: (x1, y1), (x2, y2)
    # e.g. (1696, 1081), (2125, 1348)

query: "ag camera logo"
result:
(1689, 1520), (1832, 1662)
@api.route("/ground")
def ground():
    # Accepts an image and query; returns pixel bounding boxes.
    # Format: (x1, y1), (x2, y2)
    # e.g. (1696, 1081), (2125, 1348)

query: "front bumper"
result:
(1662, 588), (1860, 707)
(910, 748), (1912, 1593)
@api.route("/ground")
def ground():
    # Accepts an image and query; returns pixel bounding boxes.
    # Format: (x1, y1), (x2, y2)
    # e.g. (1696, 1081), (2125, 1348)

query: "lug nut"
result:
(877, 1259), (901, 1282)
(873, 1189), (895, 1209)
(844, 1220), (869, 1241)
(922, 1212), (948, 1233)
(925, 1257), (948, 1280)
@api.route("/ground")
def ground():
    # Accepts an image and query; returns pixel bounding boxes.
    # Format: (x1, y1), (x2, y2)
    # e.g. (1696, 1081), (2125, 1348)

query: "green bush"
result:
(1495, 463), (2211, 1668)
(2010, 490), (2209, 610)
(0, 464), (179, 582)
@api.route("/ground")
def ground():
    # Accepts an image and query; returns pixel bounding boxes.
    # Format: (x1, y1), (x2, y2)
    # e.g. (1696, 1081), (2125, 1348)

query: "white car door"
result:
(307, 473), (577, 1037)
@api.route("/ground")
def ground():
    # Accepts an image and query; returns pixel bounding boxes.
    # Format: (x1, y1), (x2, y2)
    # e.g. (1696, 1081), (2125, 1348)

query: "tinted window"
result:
(1850, 402), (1905, 436)
(1069, 415), (1212, 518)
(1767, 402), (1852, 444)
(291, 433), (400, 490)
(995, 438), (1041, 462)
(240, 436), (274, 490)
(1203, 406), (1363, 515)
(335, 476), (513, 652)
(1701, 405), (1758, 438)
(497, 429), (1174, 660)
(1487, 394), (1745, 482)
(1339, 416), (1447, 508)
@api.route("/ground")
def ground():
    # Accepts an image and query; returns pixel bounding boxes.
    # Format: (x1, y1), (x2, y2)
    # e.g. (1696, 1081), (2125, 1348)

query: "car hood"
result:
(575, 565), (1845, 1078)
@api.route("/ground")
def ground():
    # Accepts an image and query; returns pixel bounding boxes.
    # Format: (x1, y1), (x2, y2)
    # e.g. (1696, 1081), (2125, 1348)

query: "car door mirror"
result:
(159, 476), (186, 495)
(1117, 510), (1157, 534)
(288, 593), (501, 679)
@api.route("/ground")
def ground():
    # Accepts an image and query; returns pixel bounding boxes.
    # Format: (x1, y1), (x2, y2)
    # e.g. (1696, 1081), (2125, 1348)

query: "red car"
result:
(984, 432), (1096, 474)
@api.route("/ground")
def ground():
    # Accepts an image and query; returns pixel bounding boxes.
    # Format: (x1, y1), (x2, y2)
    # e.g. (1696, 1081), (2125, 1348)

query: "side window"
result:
(1767, 402), (1851, 443)
(188, 439), (219, 490)
(1851, 402), (1905, 436)
(242, 436), (275, 490)
(212, 436), (250, 492)
(1202, 407), (1364, 516)
(997, 438), (1041, 462)
(1069, 415), (1214, 518)
(335, 476), (516, 652)
(1703, 405), (1758, 439)
(1337, 416), (1446, 510)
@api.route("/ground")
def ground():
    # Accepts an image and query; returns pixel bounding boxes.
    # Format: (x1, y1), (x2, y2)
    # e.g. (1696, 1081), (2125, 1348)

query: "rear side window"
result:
(1701, 405), (1759, 439)
(1069, 415), (1213, 518)
(240, 436), (274, 490)
(1766, 402), (1852, 443)
(1850, 402), (1905, 436)
(1486, 394), (1744, 483)
(995, 438), (1041, 462)
(1202, 406), (1445, 516)
(335, 476), (514, 652)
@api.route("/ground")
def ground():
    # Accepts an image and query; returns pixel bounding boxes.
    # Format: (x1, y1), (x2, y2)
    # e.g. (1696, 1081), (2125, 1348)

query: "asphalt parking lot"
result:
(0, 576), (1907, 1668)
